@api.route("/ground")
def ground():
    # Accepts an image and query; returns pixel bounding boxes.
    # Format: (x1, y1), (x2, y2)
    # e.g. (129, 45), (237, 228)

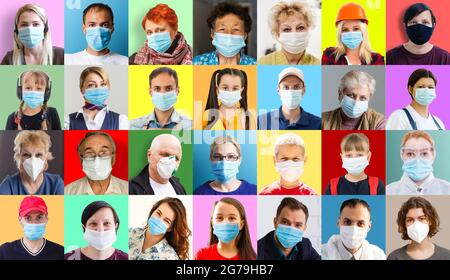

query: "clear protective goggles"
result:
(400, 146), (435, 161)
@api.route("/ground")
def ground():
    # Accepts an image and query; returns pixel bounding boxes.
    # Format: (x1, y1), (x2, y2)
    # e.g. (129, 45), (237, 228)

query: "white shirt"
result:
(344, 56), (361, 65)
(64, 106), (129, 130)
(64, 49), (128, 65)
(149, 177), (176, 195)
(321, 234), (386, 260)
(386, 173), (450, 195)
(64, 175), (128, 195)
(386, 105), (445, 130)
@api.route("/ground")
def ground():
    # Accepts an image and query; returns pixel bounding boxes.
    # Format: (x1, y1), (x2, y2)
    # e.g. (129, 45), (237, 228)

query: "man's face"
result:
(82, 9), (114, 33)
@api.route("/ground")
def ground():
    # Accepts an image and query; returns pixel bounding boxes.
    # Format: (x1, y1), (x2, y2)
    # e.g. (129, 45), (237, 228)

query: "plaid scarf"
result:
(83, 102), (106, 111)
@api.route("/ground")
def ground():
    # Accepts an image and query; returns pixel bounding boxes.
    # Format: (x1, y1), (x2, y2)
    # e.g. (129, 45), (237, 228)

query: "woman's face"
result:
(277, 13), (308, 35)
(340, 85), (370, 102)
(211, 13), (245, 38)
(151, 202), (176, 231)
(406, 10), (433, 27)
(17, 11), (45, 30)
(85, 207), (117, 232)
(20, 144), (47, 169)
(212, 201), (243, 230)
(145, 19), (177, 41)
(217, 74), (243, 93)
(410, 77), (435, 95)
(82, 73), (107, 93)
(341, 20), (361, 33)
(211, 142), (241, 164)
(401, 137), (435, 162)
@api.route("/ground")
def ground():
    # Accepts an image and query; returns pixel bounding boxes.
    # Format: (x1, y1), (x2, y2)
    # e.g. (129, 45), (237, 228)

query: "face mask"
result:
(211, 160), (240, 184)
(275, 160), (304, 182)
(84, 87), (109, 107)
(414, 88), (436, 106)
(340, 225), (367, 249)
(152, 90), (178, 111)
(280, 89), (303, 110)
(23, 156), (45, 181)
(277, 32), (310, 54)
(85, 27), (112, 52)
(341, 31), (363, 50)
(212, 33), (246, 58)
(148, 216), (167, 235)
(23, 222), (46, 241)
(23, 91), (44, 109)
(147, 31), (172, 53)
(156, 156), (178, 179)
(402, 158), (433, 182)
(18, 26), (45, 49)
(340, 95), (368, 118)
(82, 157), (112, 181)
(218, 90), (242, 107)
(406, 24), (433, 45)
(213, 222), (240, 244)
(275, 224), (303, 249)
(342, 156), (369, 175)
(407, 221), (429, 244)
(84, 228), (116, 251)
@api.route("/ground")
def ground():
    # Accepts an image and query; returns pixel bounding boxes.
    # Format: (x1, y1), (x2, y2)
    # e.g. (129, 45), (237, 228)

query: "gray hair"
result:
(274, 133), (305, 156)
(77, 131), (116, 157)
(338, 70), (376, 97)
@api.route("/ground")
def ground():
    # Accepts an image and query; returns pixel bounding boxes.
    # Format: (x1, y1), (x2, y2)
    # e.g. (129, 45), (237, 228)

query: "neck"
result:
(404, 41), (433, 54)
(217, 240), (238, 257)
(410, 101), (429, 118)
(212, 178), (240, 192)
(145, 228), (164, 247)
(83, 246), (115, 260)
(83, 107), (99, 120)
(87, 175), (112, 195)
(149, 166), (170, 184)
(23, 106), (42, 116)
(279, 178), (299, 189)
(274, 234), (293, 256)
(217, 52), (239, 65)
(23, 44), (44, 62)
(86, 46), (110, 56)
(154, 107), (174, 126)
(344, 243), (362, 255)
(22, 237), (44, 253)
(408, 238), (433, 251)
(345, 173), (367, 182)
(20, 171), (44, 194)
(282, 49), (305, 64)
(281, 106), (300, 123)
(345, 47), (362, 64)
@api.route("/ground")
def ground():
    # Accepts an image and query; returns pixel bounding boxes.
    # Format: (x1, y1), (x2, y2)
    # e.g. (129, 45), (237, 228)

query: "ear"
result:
(337, 217), (341, 228)
(367, 151), (372, 163)
(273, 217), (277, 229)
(303, 154), (308, 164)
(82, 24), (86, 34)
(210, 29), (215, 40)
(303, 85), (306, 95)
(111, 154), (116, 166)
(367, 220), (372, 232)
(147, 149), (152, 163)
(408, 85), (415, 98)
(176, 87), (180, 96)
(239, 219), (244, 231)
(272, 155), (276, 166)
(240, 87), (244, 94)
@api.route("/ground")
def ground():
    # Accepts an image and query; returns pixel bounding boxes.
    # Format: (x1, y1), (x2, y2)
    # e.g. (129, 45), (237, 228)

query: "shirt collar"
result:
(400, 172), (435, 194)
(75, 106), (109, 118)
(147, 109), (181, 127)
(78, 176), (122, 195)
(278, 106), (310, 127)
(210, 50), (246, 64)
(337, 237), (364, 260)
(270, 230), (299, 260)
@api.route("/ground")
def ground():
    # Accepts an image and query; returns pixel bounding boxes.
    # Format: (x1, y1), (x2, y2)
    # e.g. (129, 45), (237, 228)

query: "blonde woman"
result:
(322, 3), (384, 65)
(258, 1), (319, 65)
(1, 4), (64, 65)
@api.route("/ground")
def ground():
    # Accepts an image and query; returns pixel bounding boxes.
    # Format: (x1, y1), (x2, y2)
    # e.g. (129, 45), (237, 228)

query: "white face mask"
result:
(407, 221), (429, 244)
(23, 156), (45, 181)
(157, 156), (178, 179)
(84, 228), (117, 251)
(280, 89), (303, 110)
(82, 157), (112, 181)
(218, 90), (242, 107)
(342, 156), (369, 175)
(277, 32), (310, 54)
(275, 160), (304, 182)
(340, 225), (368, 249)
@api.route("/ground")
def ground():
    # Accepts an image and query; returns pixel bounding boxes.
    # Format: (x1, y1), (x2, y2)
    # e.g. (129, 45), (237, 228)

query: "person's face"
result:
(20, 144), (47, 171)
(210, 13), (246, 39)
(341, 148), (371, 161)
(217, 74), (243, 93)
(211, 142), (241, 164)
(277, 13), (308, 36)
(409, 77), (436, 96)
(80, 135), (115, 164)
(341, 20), (361, 33)
(338, 204), (371, 231)
(401, 137), (435, 162)
(278, 76), (304, 92)
(150, 73), (178, 95)
(274, 207), (307, 232)
(340, 85), (370, 102)
(19, 210), (48, 225)
(148, 142), (181, 173)
(212, 201), (243, 230)
(406, 10), (433, 27)
(82, 73), (108, 94)
(274, 144), (305, 164)
(84, 207), (117, 232)
(145, 19), (177, 41)
(82, 9), (114, 33)
(151, 202), (175, 232)
(405, 207), (429, 228)
(22, 75), (46, 93)
(17, 11), (45, 30)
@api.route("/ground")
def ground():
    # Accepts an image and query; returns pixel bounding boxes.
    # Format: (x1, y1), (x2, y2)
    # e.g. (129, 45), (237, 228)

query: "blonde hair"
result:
(401, 131), (435, 148)
(209, 135), (241, 159)
(334, 20), (373, 64)
(13, 4), (53, 65)
(79, 66), (110, 92)
(274, 133), (305, 156)
(13, 130), (54, 170)
(338, 70), (376, 98)
(340, 133), (370, 153)
(268, 1), (316, 37)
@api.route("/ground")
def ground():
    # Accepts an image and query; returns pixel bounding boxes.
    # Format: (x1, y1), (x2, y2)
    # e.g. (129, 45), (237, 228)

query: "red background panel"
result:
(321, 130), (386, 194)
(63, 130), (129, 185)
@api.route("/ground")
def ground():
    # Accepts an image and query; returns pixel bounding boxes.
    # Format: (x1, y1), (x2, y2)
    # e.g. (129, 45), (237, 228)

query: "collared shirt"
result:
(130, 109), (192, 130)
(257, 106), (321, 130)
(336, 237), (364, 260)
(386, 173), (450, 195)
(257, 50), (320, 65)
(193, 50), (256, 65)
(64, 106), (129, 130)
(64, 176), (128, 195)
(128, 227), (179, 260)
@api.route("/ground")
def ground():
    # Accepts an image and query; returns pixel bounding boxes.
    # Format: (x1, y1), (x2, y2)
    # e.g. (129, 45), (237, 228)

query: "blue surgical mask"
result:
(212, 33), (246, 58)
(213, 222), (240, 244)
(341, 31), (363, 50)
(414, 88), (436, 106)
(280, 89), (303, 110)
(147, 31), (172, 53)
(152, 90), (178, 111)
(85, 27), (112, 51)
(402, 158), (433, 182)
(23, 91), (44, 109)
(23, 222), (46, 241)
(275, 224), (303, 249)
(148, 216), (168, 235)
(18, 26), (45, 49)
(340, 95), (368, 118)
(218, 90), (242, 107)
(84, 87), (110, 107)
(211, 160), (240, 184)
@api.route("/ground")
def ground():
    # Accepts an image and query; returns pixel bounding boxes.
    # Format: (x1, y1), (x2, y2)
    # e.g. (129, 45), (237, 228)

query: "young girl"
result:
(202, 68), (255, 130)
(325, 133), (385, 195)
(195, 197), (256, 260)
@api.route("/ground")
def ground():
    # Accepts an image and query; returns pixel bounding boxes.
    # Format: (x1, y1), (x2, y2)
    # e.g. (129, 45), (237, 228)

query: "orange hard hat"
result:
(335, 2), (368, 26)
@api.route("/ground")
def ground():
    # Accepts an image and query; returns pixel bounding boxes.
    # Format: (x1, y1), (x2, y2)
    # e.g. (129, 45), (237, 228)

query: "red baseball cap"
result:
(19, 196), (48, 217)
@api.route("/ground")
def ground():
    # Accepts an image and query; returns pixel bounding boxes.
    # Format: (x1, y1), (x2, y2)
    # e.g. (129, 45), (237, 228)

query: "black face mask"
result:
(406, 24), (434, 45)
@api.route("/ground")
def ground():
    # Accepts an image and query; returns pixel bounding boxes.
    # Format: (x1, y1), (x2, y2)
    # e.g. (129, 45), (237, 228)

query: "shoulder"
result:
(303, 53), (320, 65)
(109, 52), (128, 65)
(129, 53), (137, 64)
(64, 177), (87, 194)
(52, 47), (64, 55)
(434, 244), (450, 257)
(239, 180), (257, 193)
(194, 182), (213, 195)
(257, 51), (278, 64)
(193, 51), (215, 65)
(387, 45), (404, 56)
(1, 50), (13, 64)
(0, 173), (19, 193)
(114, 249), (129, 260)
(323, 47), (337, 55)
(302, 109), (322, 124)
(387, 246), (407, 260)
(45, 239), (64, 251)
(240, 54), (256, 65)
(130, 114), (152, 130)
(367, 243), (386, 258)
(322, 108), (338, 119)
(195, 245), (215, 260)
(432, 46), (450, 56)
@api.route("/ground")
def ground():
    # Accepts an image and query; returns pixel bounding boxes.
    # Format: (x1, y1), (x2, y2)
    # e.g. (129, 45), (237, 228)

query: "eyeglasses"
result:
(82, 151), (114, 161)
(401, 146), (434, 160)
(211, 153), (240, 162)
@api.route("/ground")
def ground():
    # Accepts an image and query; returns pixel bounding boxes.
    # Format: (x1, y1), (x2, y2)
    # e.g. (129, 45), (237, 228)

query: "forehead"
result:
(414, 77), (435, 86)
(277, 144), (304, 157)
(155, 140), (181, 154)
(83, 135), (112, 149)
(23, 74), (46, 86)
(344, 85), (369, 96)
(215, 13), (243, 27)
(341, 204), (370, 220)
(279, 207), (306, 222)
(278, 13), (306, 25)
(406, 207), (425, 218)
(156, 202), (175, 220)
(280, 76), (302, 85)
(151, 73), (176, 86)
(85, 72), (103, 82)
(19, 11), (42, 23)
(88, 207), (114, 221)
(85, 8), (112, 22)
(410, 10), (432, 22)
(342, 20), (361, 29)
(404, 137), (432, 148)
(145, 19), (169, 30)
(213, 142), (238, 154)
(21, 143), (45, 153)
(219, 74), (242, 86)
(214, 201), (240, 216)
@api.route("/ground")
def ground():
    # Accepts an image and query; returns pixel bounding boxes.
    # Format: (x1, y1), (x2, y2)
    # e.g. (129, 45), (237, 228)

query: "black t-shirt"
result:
(325, 176), (385, 195)
(5, 107), (61, 130)
(0, 238), (64, 260)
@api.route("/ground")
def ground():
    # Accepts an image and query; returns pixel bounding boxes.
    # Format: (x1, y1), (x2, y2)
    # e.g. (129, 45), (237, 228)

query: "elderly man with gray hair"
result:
(129, 133), (186, 195)
(322, 70), (385, 130)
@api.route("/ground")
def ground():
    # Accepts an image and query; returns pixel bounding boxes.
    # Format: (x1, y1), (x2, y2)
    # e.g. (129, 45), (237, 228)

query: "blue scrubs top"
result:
(0, 172), (64, 195)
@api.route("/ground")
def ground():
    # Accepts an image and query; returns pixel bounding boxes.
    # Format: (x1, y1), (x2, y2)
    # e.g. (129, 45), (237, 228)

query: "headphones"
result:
(16, 71), (52, 102)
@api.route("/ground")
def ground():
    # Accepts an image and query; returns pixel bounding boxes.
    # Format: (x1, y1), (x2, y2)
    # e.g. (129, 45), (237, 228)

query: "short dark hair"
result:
(83, 3), (114, 24)
(207, 1), (252, 33)
(407, 68), (437, 96)
(340, 198), (371, 215)
(149, 67), (179, 88)
(276, 197), (309, 223)
(397, 197), (440, 240)
(403, 3), (436, 25)
(81, 201), (120, 232)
